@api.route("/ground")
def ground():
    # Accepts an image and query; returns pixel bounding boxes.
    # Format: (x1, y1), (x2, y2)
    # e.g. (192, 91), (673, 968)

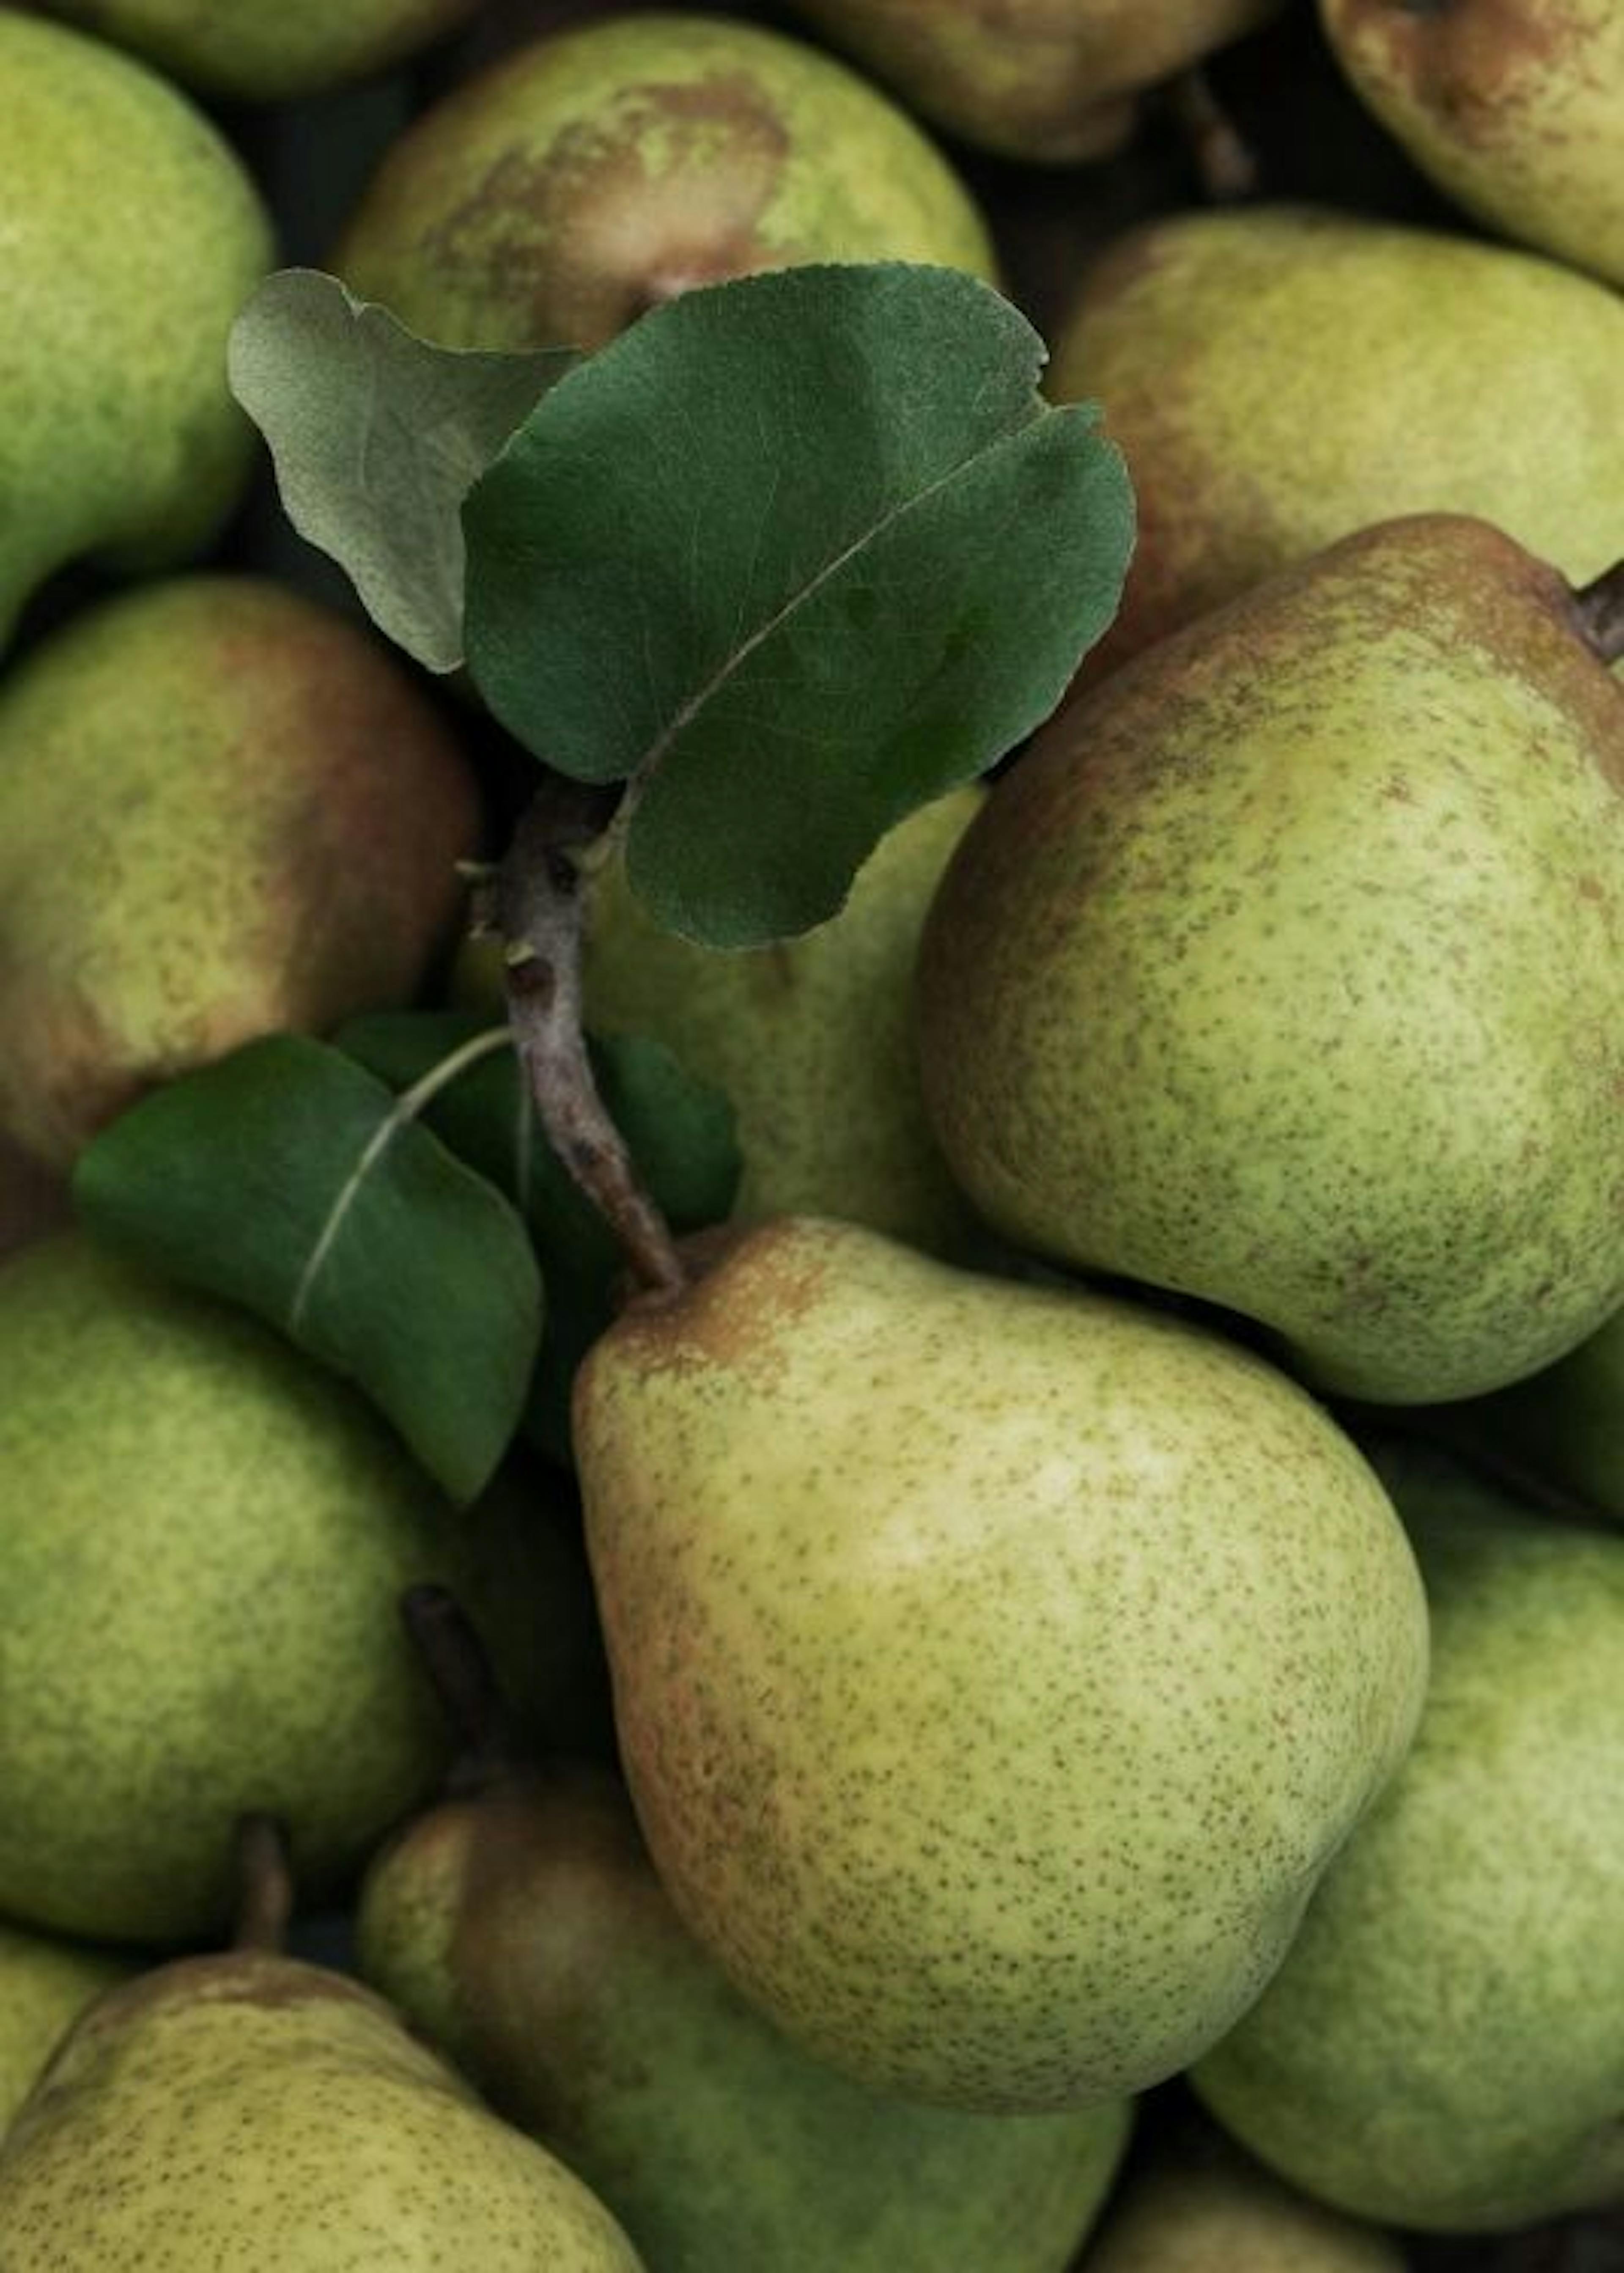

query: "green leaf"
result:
(462, 261), (1134, 946)
(71, 1034), (543, 1505)
(228, 268), (578, 671)
(337, 1011), (740, 1462)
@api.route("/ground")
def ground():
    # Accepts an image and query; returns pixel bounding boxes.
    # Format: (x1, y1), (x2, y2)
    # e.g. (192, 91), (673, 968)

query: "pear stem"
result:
(231, 1814), (294, 1955)
(1574, 559), (1624, 666)
(401, 1584), (523, 1796)
(490, 778), (687, 1297)
(1166, 67), (1261, 204)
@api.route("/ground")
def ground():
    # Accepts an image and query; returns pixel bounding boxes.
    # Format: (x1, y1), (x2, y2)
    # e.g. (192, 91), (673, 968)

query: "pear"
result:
(360, 1757), (1132, 2270)
(1320, 0), (1624, 290)
(0, 1948), (644, 2268)
(29, 0), (487, 101)
(1048, 208), (1624, 675)
(332, 11), (996, 353)
(0, 574), (481, 1170)
(1193, 1443), (1624, 2230)
(781, 0), (1282, 163)
(0, 1141), (69, 1271)
(0, 1926), (133, 2138)
(458, 789), (983, 1254)
(0, 1234), (594, 1944)
(575, 1217), (1428, 2114)
(0, 14), (272, 649)
(918, 514), (1624, 1405)
(1085, 2125), (1403, 2271)
(1439, 1304), (1624, 1524)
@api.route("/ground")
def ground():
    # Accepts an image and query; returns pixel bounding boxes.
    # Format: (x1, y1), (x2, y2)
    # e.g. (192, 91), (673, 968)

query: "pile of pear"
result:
(3, 1), (1624, 2266)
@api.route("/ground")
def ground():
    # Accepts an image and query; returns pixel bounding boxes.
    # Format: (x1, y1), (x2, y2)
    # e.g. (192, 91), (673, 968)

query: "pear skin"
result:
(0, 14), (272, 648)
(0, 1954), (645, 2268)
(332, 11), (996, 352)
(575, 1218), (1428, 2114)
(30, 0), (486, 100)
(1194, 1444), (1624, 2230)
(359, 1766), (1131, 2270)
(1049, 208), (1624, 676)
(0, 575), (481, 1169)
(1321, 0), (1624, 289)
(1086, 2127), (1404, 2271)
(782, 0), (1282, 162)
(918, 515), (1624, 1404)
(0, 1927), (133, 2138)
(0, 1236), (591, 1944)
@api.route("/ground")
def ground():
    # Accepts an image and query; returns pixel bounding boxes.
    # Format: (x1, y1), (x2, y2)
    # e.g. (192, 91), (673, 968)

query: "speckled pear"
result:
(0, 1927), (133, 2138)
(332, 11), (996, 353)
(0, 575), (480, 1170)
(0, 1954), (645, 2268)
(1087, 2127), (1403, 2272)
(30, 0), (487, 100)
(1049, 208), (1624, 674)
(781, 0), (1282, 162)
(1320, 0), (1624, 289)
(919, 515), (1624, 1404)
(0, 14), (271, 648)
(360, 1762), (1131, 2271)
(1194, 1444), (1624, 2230)
(0, 1235), (592, 1944)
(575, 1218), (1429, 2114)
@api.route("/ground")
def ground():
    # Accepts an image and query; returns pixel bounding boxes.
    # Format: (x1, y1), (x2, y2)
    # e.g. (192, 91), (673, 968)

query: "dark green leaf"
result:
(229, 268), (578, 671)
(462, 261), (1133, 945)
(337, 1011), (740, 1462)
(71, 1034), (542, 1505)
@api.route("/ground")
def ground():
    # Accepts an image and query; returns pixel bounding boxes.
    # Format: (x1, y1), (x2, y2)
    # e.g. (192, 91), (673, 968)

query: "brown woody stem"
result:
(491, 777), (686, 1297)
(232, 1814), (294, 1954)
(1574, 560), (1624, 666)
(401, 1584), (521, 1796)
(1166, 67), (1261, 204)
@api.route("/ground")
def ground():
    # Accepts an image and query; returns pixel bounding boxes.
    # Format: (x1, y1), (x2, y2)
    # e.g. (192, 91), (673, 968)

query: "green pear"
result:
(0, 575), (481, 1170)
(782, 0), (1282, 163)
(0, 14), (272, 649)
(458, 790), (983, 1255)
(29, 0), (487, 100)
(1193, 1443), (1624, 2230)
(575, 1217), (1428, 2114)
(360, 1761), (1132, 2270)
(332, 11), (996, 353)
(1048, 208), (1624, 675)
(1439, 1304), (1624, 1523)
(0, 1926), (133, 2138)
(918, 514), (1624, 1405)
(1320, 0), (1624, 290)
(0, 1234), (594, 1944)
(0, 1951), (645, 2268)
(1085, 2126), (1403, 2271)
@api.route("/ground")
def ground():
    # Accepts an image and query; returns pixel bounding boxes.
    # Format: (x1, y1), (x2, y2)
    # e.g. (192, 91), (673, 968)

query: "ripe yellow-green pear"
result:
(1321, 0), (1624, 289)
(0, 1953), (645, 2269)
(1084, 2127), (1403, 2273)
(0, 1235), (592, 1945)
(29, 0), (488, 100)
(0, 13), (271, 649)
(782, 0), (1281, 162)
(0, 575), (481, 1170)
(0, 1928), (133, 2138)
(458, 791), (982, 1254)
(332, 11), (996, 353)
(575, 1218), (1428, 2114)
(1049, 208), (1624, 674)
(360, 1761), (1132, 2270)
(918, 516), (1624, 1404)
(1194, 1444), (1624, 2231)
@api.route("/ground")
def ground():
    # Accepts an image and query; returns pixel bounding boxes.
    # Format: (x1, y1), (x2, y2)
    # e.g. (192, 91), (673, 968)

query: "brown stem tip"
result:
(231, 1813), (294, 1956)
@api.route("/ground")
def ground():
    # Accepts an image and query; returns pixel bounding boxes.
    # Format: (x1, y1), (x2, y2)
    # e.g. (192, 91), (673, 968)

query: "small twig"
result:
(401, 1584), (521, 1796)
(1573, 560), (1624, 667)
(232, 1814), (294, 1955)
(1166, 67), (1261, 204)
(494, 776), (687, 1297)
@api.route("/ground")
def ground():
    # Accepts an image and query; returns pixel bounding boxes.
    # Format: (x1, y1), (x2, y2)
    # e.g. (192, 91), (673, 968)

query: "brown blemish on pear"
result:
(1336, 0), (1577, 142)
